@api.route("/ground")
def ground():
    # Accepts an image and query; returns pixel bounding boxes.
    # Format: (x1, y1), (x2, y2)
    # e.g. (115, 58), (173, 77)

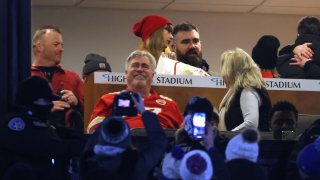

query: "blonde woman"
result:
(133, 15), (173, 61)
(218, 48), (271, 132)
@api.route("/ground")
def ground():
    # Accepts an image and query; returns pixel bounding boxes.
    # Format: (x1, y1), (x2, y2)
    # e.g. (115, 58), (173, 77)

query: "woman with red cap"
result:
(133, 15), (173, 61)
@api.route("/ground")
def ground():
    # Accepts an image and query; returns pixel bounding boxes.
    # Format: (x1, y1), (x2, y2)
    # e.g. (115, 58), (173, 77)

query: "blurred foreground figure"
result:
(81, 93), (167, 180)
(0, 76), (84, 180)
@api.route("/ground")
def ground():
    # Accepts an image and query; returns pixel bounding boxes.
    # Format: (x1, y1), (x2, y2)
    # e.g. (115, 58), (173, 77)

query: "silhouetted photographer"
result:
(80, 92), (168, 180)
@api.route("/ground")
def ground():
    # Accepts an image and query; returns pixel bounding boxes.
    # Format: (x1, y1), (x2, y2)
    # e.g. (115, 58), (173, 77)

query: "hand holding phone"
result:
(203, 122), (216, 150)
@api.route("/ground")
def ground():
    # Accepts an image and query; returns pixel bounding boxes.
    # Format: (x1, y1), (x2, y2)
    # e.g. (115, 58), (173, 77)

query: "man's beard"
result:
(133, 79), (147, 87)
(176, 48), (203, 68)
(132, 74), (147, 87)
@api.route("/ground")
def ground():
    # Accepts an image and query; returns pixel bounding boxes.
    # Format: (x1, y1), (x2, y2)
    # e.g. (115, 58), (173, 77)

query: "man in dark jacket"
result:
(0, 76), (85, 180)
(277, 16), (320, 79)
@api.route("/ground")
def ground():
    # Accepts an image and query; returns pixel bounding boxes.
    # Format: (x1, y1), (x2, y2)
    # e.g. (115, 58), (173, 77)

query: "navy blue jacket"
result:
(0, 109), (84, 180)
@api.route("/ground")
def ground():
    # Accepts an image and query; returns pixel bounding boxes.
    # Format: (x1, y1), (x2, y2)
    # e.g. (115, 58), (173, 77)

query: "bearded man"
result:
(171, 23), (210, 72)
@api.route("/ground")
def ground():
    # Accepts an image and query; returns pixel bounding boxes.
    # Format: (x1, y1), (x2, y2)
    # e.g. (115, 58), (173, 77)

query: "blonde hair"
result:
(220, 48), (266, 108)
(138, 26), (166, 61)
(221, 48), (265, 89)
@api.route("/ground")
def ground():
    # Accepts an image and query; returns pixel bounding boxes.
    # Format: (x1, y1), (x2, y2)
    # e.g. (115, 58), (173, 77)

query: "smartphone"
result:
(192, 112), (206, 139)
(281, 130), (295, 140)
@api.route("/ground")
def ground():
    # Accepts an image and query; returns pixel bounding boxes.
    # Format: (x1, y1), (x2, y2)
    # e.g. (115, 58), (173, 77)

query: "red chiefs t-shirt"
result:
(87, 90), (183, 133)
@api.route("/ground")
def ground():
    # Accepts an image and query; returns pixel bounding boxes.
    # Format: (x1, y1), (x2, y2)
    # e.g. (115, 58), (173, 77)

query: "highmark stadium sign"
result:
(95, 72), (320, 92)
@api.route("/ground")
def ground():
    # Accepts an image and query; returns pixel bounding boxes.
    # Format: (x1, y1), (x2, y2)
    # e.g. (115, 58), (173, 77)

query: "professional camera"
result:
(112, 90), (138, 116)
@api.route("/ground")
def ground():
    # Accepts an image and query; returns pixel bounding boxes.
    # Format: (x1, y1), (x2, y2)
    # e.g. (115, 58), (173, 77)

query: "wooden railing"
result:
(84, 73), (320, 130)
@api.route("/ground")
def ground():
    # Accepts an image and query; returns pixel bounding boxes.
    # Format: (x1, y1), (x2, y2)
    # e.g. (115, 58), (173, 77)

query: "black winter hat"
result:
(98, 116), (131, 149)
(183, 96), (215, 123)
(82, 53), (111, 76)
(252, 35), (280, 69)
(15, 76), (58, 106)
